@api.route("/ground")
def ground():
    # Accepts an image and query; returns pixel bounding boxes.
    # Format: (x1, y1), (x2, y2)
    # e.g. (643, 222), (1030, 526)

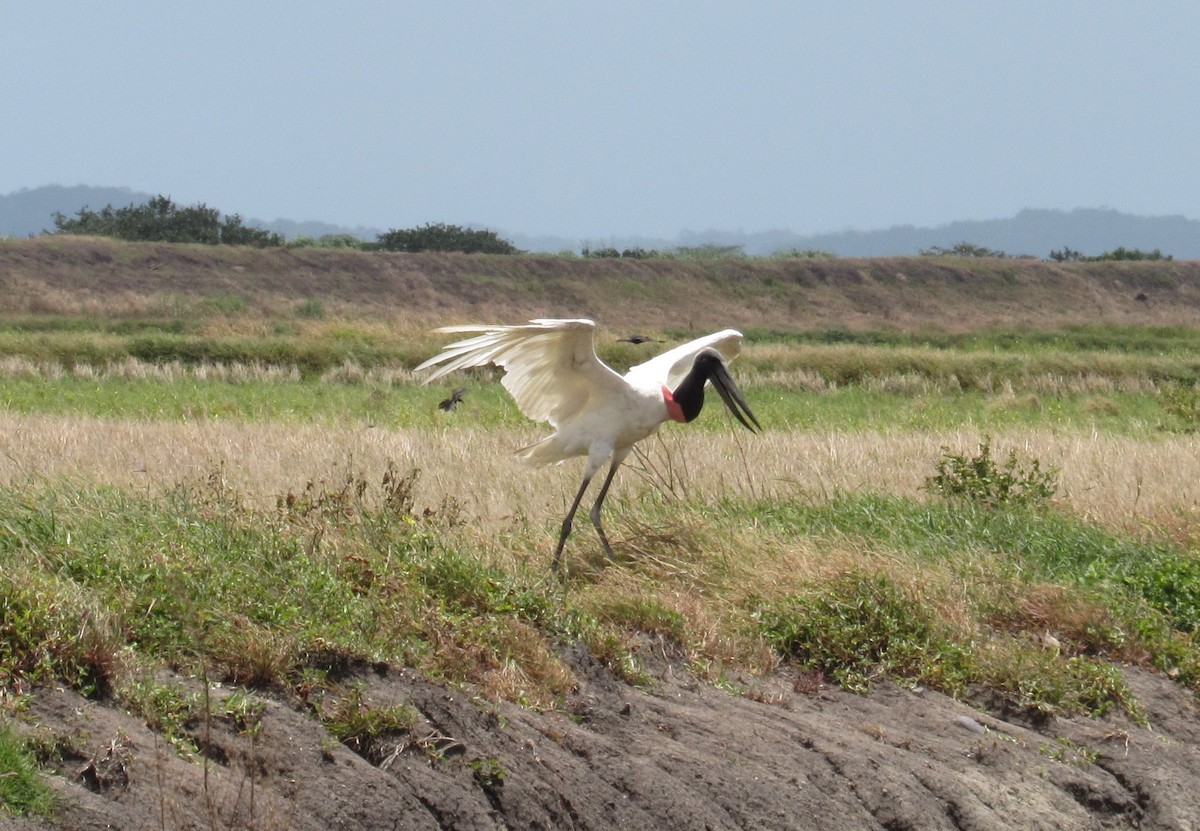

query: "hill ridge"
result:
(3, 235), (1199, 332)
(4, 185), (1200, 258)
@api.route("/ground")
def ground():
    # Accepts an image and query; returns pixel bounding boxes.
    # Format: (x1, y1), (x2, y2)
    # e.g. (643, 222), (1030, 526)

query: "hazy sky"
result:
(4, 2), (1198, 239)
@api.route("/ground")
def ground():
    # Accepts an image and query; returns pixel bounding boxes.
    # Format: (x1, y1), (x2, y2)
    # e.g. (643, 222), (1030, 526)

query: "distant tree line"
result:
(1048, 245), (1173, 262)
(51, 199), (523, 255)
(46, 197), (1178, 263)
(919, 241), (1175, 262)
(375, 222), (518, 254)
(920, 242), (1012, 258)
(53, 196), (284, 247)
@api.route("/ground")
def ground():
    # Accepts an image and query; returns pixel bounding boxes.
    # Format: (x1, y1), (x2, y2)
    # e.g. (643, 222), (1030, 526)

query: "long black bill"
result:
(709, 362), (762, 433)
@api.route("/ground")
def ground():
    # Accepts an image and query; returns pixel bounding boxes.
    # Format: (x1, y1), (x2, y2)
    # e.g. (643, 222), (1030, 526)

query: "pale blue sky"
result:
(4, 2), (1198, 239)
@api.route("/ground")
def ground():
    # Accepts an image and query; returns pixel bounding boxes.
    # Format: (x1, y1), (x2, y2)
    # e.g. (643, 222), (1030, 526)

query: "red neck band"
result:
(662, 385), (686, 423)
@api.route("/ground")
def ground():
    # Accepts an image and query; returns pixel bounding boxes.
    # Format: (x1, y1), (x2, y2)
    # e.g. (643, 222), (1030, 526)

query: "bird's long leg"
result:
(588, 451), (629, 561)
(551, 474), (594, 573)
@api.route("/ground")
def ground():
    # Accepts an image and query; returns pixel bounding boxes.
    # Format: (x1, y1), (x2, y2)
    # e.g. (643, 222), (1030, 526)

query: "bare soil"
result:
(4, 645), (1199, 831)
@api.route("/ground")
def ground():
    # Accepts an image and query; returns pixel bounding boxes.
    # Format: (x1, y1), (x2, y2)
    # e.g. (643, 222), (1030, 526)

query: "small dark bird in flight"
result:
(438, 388), (467, 411)
(618, 334), (661, 345)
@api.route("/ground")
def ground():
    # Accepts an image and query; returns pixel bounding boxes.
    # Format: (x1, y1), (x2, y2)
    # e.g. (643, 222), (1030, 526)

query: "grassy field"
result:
(2, 237), (1200, 816)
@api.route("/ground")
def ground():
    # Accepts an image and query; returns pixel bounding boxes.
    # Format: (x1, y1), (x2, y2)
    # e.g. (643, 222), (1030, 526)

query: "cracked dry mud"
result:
(4, 647), (1200, 831)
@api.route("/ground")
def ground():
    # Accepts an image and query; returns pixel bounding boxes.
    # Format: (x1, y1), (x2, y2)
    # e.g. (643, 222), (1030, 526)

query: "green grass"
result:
(0, 375), (530, 428)
(0, 375), (1175, 436)
(739, 323), (1200, 356)
(0, 475), (584, 706)
(4, 317), (1200, 795)
(2, 474), (1197, 729)
(4, 318), (1200, 386)
(0, 319), (1193, 435)
(0, 721), (56, 817)
(741, 493), (1200, 701)
(743, 494), (1200, 627)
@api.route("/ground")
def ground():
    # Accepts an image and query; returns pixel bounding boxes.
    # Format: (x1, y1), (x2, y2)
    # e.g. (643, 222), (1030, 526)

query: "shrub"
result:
(1157, 382), (1200, 433)
(772, 248), (838, 259)
(925, 436), (1058, 508)
(920, 242), (1008, 258)
(52, 195), (282, 247)
(1048, 246), (1083, 262)
(673, 244), (745, 259)
(1091, 247), (1172, 262)
(757, 572), (974, 694)
(1050, 246), (1173, 263)
(377, 223), (518, 254)
(581, 245), (620, 258)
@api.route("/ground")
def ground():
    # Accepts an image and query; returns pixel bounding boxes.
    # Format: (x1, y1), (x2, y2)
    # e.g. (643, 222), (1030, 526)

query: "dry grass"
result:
(7, 236), (1200, 332)
(2, 413), (1195, 546)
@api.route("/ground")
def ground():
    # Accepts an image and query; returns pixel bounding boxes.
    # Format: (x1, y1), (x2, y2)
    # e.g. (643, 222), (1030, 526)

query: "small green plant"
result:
(295, 299), (326, 320)
(198, 292), (249, 316)
(1039, 736), (1101, 767)
(220, 690), (266, 735)
(593, 596), (688, 643)
(925, 436), (1058, 508)
(0, 721), (56, 817)
(1158, 382), (1200, 432)
(319, 684), (416, 764)
(469, 756), (507, 788)
(757, 572), (974, 694)
(122, 679), (200, 757)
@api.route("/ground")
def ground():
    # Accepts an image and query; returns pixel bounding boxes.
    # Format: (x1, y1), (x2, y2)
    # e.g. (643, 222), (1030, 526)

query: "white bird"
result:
(415, 318), (760, 571)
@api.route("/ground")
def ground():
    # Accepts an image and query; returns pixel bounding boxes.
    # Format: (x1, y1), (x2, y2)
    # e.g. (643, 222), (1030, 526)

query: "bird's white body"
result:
(417, 318), (743, 476)
(415, 318), (753, 570)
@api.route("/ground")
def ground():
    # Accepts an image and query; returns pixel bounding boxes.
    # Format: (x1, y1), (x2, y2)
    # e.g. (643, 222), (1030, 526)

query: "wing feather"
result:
(415, 319), (627, 426)
(623, 329), (745, 389)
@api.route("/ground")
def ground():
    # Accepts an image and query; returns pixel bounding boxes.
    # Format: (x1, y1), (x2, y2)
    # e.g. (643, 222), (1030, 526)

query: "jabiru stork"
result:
(415, 318), (760, 572)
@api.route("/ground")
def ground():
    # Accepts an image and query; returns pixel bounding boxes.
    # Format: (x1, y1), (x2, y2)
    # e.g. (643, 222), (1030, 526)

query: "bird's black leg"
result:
(551, 474), (593, 573)
(588, 459), (623, 561)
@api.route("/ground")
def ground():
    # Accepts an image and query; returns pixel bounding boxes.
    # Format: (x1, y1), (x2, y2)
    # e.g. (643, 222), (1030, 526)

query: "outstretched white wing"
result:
(623, 329), (745, 389)
(415, 318), (627, 427)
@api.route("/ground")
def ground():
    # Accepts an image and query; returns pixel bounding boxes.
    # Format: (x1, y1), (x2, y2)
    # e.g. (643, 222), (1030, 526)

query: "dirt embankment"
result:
(3, 236), (1200, 331)
(6, 647), (1200, 831)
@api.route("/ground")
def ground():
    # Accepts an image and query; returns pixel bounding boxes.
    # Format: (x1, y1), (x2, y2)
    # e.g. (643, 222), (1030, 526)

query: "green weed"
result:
(0, 721), (56, 817)
(925, 436), (1058, 507)
(470, 756), (508, 788)
(121, 678), (200, 757)
(1158, 382), (1200, 432)
(757, 572), (974, 695)
(318, 684), (416, 764)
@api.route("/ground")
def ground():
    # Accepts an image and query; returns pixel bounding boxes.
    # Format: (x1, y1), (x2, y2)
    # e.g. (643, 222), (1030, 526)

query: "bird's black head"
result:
(671, 348), (761, 432)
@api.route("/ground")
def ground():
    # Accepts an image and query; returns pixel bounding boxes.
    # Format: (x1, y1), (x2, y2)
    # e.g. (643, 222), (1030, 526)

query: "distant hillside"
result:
(0, 185), (383, 243)
(684, 208), (1200, 259)
(4, 185), (1199, 259)
(4, 235), (1200, 334)
(0, 185), (156, 237)
(249, 216), (385, 241)
(506, 209), (1200, 259)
